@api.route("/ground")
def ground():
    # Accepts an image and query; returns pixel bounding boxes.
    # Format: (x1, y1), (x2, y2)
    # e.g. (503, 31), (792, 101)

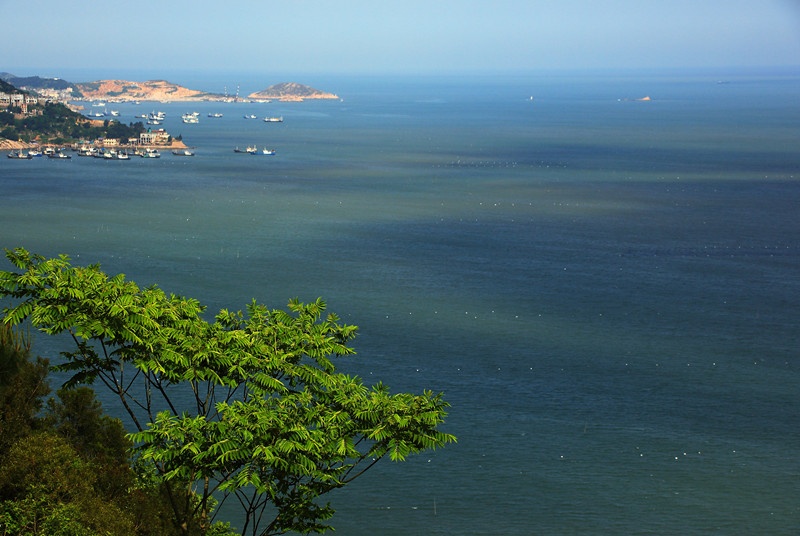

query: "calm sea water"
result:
(2, 69), (799, 535)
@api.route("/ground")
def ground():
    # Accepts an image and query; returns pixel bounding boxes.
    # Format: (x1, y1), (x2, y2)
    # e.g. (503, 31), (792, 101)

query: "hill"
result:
(247, 82), (339, 102)
(0, 78), (20, 95)
(1, 73), (78, 93)
(74, 79), (225, 102)
(0, 79), (145, 148)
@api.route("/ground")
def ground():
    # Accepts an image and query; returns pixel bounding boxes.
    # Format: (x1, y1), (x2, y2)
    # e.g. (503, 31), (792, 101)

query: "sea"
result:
(1, 68), (799, 535)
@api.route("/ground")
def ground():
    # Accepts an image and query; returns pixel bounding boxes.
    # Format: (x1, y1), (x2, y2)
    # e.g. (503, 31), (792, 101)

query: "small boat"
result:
(243, 114), (257, 119)
(207, 113), (223, 118)
(110, 110), (120, 116)
(100, 149), (127, 160)
(141, 148), (161, 158)
(182, 113), (199, 124)
(264, 116), (283, 122)
(7, 150), (32, 159)
(259, 148), (276, 155)
(172, 149), (195, 156)
(47, 151), (72, 159)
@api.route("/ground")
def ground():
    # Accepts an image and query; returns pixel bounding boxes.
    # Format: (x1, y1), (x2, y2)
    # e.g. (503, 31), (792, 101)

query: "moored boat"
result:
(172, 149), (195, 156)
(7, 150), (32, 159)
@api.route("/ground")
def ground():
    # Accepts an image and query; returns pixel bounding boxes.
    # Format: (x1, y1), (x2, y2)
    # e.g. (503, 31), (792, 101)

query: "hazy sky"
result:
(3, 0), (799, 77)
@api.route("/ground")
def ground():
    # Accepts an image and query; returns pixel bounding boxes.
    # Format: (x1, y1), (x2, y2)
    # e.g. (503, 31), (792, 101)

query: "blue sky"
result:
(3, 0), (799, 77)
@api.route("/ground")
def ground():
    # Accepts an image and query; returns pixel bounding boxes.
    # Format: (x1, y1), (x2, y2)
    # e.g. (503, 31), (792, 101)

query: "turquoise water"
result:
(2, 70), (799, 534)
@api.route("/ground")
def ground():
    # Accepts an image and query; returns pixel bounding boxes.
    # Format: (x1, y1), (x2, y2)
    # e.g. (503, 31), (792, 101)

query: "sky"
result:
(2, 0), (799, 78)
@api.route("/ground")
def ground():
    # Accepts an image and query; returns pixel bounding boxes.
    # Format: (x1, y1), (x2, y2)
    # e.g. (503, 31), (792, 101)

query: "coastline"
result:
(0, 139), (189, 151)
(0, 139), (32, 150)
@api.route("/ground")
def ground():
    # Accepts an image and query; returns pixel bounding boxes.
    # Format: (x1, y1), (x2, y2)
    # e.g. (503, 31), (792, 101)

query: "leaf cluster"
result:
(0, 324), (219, 535)
(0, 248), (455, 535)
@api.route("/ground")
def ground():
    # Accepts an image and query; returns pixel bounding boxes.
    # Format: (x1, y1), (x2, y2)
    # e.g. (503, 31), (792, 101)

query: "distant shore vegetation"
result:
(1, 101), (144, 146)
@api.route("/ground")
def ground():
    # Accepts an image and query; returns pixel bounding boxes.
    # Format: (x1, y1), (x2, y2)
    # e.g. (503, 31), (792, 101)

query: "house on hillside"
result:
(0, 92), (38, 113)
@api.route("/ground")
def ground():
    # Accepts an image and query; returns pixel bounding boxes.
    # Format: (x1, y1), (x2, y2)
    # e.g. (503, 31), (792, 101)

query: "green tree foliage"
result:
(0, 326), (230, 536)
(0, 248), (456, 535)
(0, 430), (136, 535)
(0, 323), (49, 455)
(0, 102), (144, 144)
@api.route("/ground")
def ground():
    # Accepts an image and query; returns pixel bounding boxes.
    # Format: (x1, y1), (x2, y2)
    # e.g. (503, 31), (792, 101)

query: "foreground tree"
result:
(0, 322), (50, 455)
(0, 248), (455, 535)
(0, 327), (207, 536)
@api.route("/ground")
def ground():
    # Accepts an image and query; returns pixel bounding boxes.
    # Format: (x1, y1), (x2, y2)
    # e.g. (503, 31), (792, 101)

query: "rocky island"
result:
(2, 73), (339, 104)
(74, 80), (338, 103)
(248, 82), (339, 102)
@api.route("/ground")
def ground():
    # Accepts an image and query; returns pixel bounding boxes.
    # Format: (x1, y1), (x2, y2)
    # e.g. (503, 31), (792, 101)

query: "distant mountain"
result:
(0, 73), (80, 95)
(247, 82), (339, 102)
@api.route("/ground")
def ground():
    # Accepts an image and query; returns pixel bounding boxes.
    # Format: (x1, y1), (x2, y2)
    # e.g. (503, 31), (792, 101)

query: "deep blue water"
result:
(2, 69), (799, 534)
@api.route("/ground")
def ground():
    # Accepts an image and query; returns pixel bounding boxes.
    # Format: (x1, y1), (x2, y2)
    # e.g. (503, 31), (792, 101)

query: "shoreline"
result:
(0, 139), (189, 151)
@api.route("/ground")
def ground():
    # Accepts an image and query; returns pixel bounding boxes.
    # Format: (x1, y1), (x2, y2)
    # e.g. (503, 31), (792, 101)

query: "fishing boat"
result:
(172, 149), (195, 156)
(259, 148), (276, 155)
(234, 145), (259, 154)
(208, 113), (223, 118)
(243, 114), (257, 119)
(264, 116), (283, 122)
(47, 150), (72, 159)
(7, 150), (32, 159)
(141, 148), (161, 158)
(182, 113), (199, 124)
